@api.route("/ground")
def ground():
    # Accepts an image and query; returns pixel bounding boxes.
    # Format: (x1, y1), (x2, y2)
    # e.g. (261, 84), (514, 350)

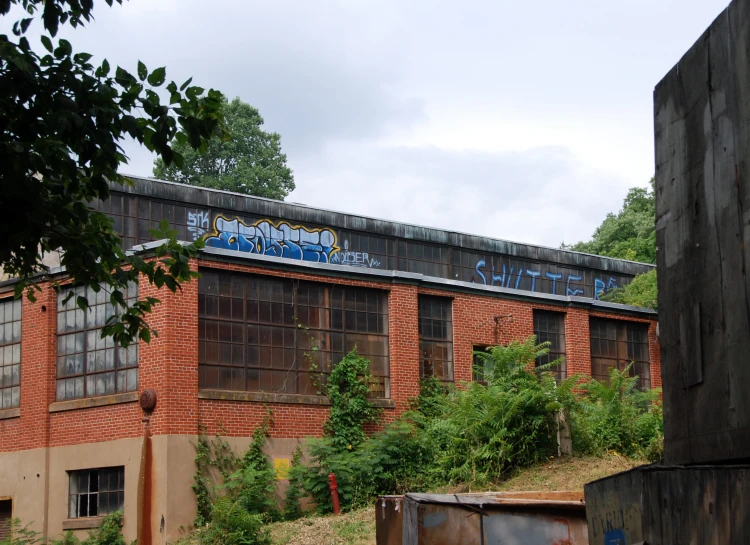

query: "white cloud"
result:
(2, 0), (727, 248)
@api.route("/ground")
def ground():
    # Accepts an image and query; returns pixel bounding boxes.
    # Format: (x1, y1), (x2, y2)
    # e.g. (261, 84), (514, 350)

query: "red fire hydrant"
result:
(328, 472), (341, 515)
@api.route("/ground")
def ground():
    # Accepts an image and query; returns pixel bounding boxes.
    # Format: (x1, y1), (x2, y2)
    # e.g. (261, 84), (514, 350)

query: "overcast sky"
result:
(4, 0), (729, 247)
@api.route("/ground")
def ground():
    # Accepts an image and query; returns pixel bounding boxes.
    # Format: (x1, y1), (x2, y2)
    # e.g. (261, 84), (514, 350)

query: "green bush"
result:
(223, 421), (280, 521)
(191, 417), (279, 540)
(195, 497), (269, 545)
(282, 446), (305, 521)
(568, 365), (663, 460)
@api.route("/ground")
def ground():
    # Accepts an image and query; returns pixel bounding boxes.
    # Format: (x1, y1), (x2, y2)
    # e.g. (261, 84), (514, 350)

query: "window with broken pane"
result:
(56, 283), (138, 401)
(68, 467), (124, 518)
(0, 298), (21, 409)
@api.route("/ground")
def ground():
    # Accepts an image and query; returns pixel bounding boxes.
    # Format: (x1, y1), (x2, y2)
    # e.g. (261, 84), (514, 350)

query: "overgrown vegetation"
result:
(1, 512), (127, 545)
(280, 336), (664, 517)
(189, 336), (663, 536)
(567, 365), (664, 461)
(190, 416), (277, 545)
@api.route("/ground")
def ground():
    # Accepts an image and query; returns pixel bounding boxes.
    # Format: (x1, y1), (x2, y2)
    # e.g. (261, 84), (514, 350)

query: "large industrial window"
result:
(56, 284), (139, 401)
(418, 295), (454, 382)
(0, 299), (21, 410)
(590, 318), (651, 389)
(68, 467), (124, 518)
(198, 270), (390, 397)
(533, 310), (566, 381)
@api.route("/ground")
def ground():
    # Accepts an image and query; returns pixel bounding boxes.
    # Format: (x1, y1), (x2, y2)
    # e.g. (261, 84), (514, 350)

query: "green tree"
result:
(601, 268), (657, 310)
(153, 97), (295, 200)
(0, 0), (227, 345)
(564, 178), (656, 264)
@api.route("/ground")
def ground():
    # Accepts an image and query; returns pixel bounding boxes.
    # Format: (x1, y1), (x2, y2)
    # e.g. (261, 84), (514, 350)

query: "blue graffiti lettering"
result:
(515, 268), (524, 289)
(475, 260), (487, 285)
(594, 278), (605, 300)
(526, 269), (541, 292)
(594, 276), (619, 300)
(491, 264), (506, 286)
(545, 272), (562, 295)
(566, 275), (584, 296)
(205, 216), (339, 263)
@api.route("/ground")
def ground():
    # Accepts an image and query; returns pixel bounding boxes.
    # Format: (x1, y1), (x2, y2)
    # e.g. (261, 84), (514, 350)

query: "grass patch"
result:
(269, 508), (375, 545)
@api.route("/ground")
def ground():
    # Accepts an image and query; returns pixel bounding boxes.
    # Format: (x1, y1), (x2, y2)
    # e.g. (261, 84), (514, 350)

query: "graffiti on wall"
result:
(474, 260), (618, 299)
(187, 210), (210, 241)
(330, 241), (382, 268)
(205, 215), (340, 263)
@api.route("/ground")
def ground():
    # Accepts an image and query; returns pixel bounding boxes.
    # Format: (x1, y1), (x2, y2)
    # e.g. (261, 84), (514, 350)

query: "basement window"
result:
(68, 467), (124, 518)
(0, 500), (11, 541)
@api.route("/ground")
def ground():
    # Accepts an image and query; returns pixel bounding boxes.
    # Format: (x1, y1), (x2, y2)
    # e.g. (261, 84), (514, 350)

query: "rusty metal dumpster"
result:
(376, 491), (588, 545)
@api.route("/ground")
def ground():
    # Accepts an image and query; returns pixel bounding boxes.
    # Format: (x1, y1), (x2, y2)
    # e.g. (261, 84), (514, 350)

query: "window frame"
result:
(0, 298), (22, 410)
(418, 295), (454, 382)
(198, 270), (391, 397)
(472, 344), (491, 384)
(55, 284), (139, 401)
(67, 466), (125, 519)
(589, 317), (651, 389)
(533, 309), (567, 382)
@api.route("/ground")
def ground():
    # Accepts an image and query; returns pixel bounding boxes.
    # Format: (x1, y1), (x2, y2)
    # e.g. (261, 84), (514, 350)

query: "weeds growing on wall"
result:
(189, 414), (278, 544)
(323, 349), (382, 451)
(282, 446), (305, 521)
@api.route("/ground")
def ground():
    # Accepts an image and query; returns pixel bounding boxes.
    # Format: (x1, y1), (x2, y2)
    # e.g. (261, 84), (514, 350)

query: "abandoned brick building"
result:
(0, 176), (659, 542)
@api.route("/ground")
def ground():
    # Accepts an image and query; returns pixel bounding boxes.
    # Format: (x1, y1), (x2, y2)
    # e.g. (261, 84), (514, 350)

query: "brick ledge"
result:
(198, 389), (396, 409)
(49, 391), (139, 413)
(0, 407), (20, 420)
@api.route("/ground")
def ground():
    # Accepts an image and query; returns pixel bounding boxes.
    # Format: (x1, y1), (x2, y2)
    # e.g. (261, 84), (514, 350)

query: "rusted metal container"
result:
(376, 491), (588, 545)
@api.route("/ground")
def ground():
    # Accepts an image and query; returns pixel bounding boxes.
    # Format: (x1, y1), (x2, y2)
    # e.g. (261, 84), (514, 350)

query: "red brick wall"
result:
(0, 257), (661, 450)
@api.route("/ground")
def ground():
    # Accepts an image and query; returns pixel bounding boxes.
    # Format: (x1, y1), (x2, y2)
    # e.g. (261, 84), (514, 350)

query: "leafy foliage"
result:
(323, 349), (381, 451)
(567, 365), (663, 460)
(601, 269), (657, 310)
(195, 497), (269, 545)
(191, 416), (279, 538)
(564, 179), (656, 264)
(282, 446), (304, 521)
(154, 97), (294, 200)
(0, 0), (226, 345)
(1, 512), (128, 545)
(225, 418), (280, 521)
(290, 335), (664, 511)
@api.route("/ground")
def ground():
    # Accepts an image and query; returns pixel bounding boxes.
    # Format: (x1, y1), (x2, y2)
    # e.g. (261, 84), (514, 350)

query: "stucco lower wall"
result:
(0, 435), (305, 544)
